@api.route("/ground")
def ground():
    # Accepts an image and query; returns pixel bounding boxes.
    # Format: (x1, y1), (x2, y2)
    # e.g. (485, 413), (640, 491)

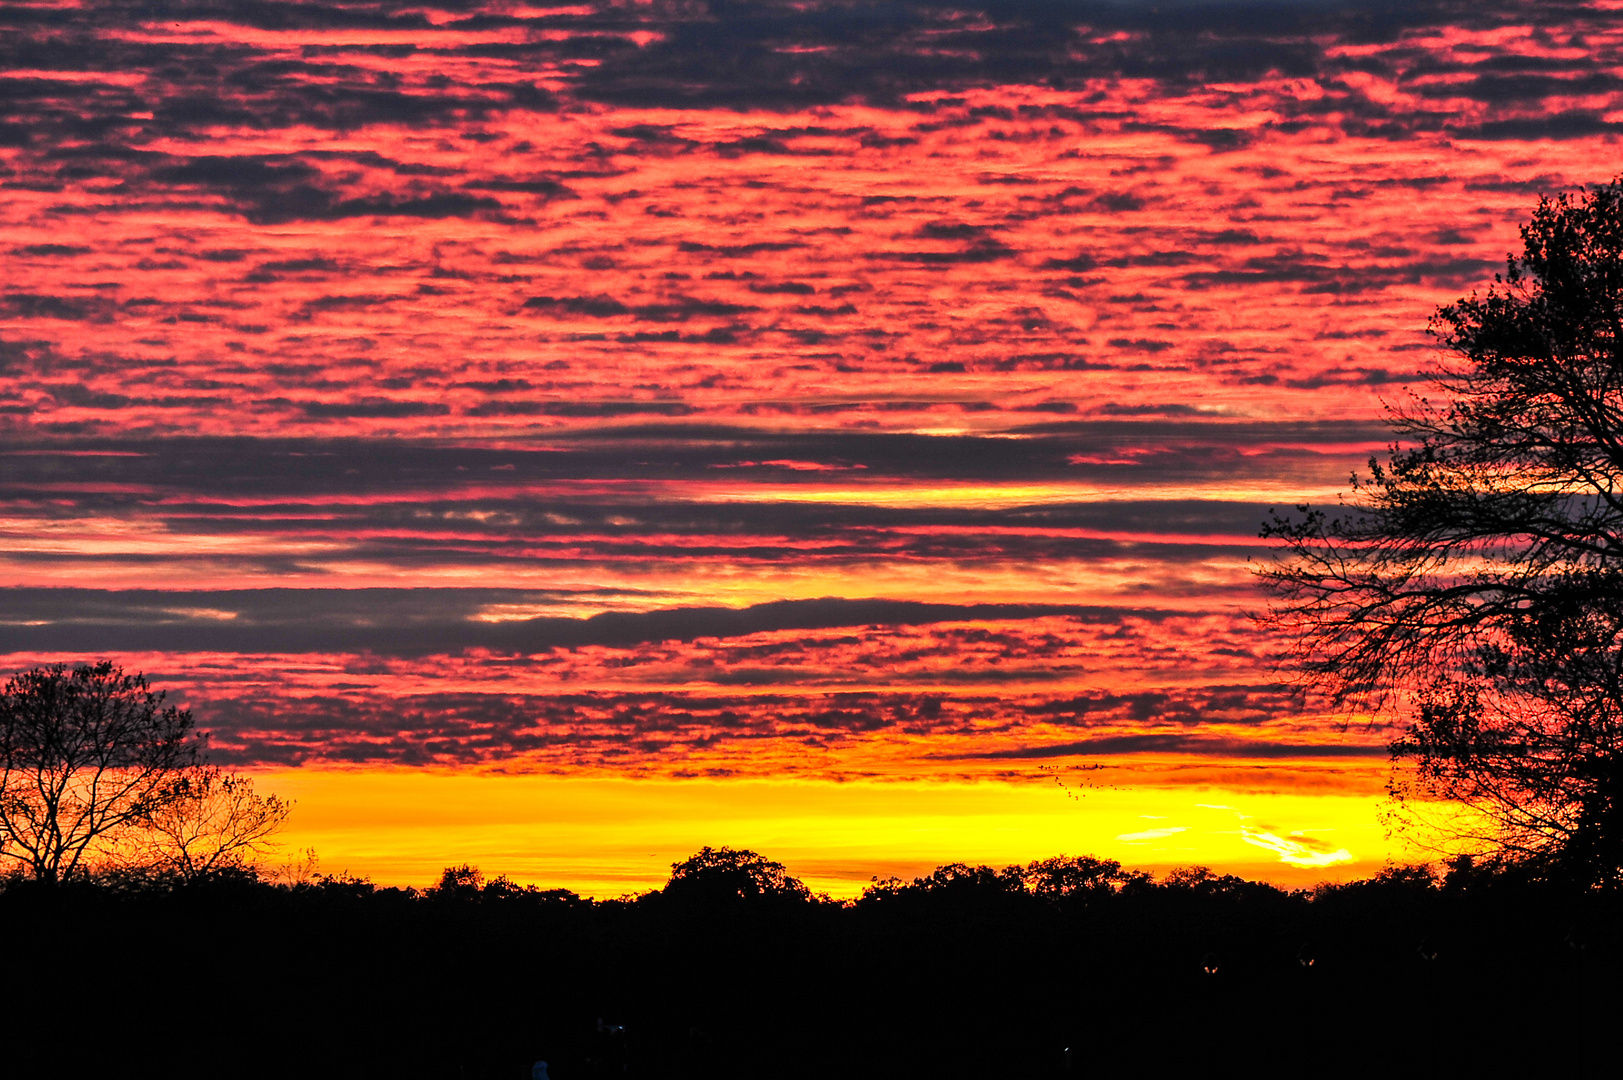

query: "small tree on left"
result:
(0, 661), (200, 884)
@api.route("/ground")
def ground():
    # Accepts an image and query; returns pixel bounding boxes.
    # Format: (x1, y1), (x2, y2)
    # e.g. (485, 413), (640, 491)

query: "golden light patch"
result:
(254, 768), (1421, 897)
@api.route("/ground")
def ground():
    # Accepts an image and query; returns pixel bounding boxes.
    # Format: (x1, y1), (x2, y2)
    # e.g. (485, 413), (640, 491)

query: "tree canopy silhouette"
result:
(1261, 179), (1623, 884)
(0, 661), (294, 885)
(660, 845), (812, 905)
(0, 661), (199, 883)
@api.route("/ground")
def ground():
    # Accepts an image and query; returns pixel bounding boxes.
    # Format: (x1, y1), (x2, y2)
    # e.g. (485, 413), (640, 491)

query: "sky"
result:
(3, 0), (1619, 894)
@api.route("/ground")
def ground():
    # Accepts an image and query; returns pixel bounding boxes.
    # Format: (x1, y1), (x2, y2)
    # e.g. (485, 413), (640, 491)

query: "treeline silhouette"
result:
(9, 848), (1619, 1078)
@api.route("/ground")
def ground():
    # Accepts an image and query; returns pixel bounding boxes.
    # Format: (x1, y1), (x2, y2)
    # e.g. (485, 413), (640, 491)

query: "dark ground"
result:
(8, 859), (1620, 1078)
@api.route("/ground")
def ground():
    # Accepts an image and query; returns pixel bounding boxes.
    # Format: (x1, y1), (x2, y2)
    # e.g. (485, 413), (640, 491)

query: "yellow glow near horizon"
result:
(707, 482), (1350, 509)
(253, 768), (1431, 898)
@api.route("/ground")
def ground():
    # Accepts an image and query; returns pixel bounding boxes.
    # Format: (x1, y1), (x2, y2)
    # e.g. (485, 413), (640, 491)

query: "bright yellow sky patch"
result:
(255, 768), (1424, 897)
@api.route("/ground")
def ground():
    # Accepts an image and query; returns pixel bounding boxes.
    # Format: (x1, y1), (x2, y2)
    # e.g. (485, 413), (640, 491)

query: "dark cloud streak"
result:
(0, 421), (1386, 493)
(0, 590), (1143, 656)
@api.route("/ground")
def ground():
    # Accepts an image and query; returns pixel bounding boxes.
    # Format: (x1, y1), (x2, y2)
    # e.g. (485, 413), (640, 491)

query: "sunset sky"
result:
(3, 0), (1618, 894)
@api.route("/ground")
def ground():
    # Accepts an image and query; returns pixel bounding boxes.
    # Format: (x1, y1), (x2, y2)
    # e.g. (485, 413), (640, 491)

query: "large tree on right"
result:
(1261, 180), (1623, 885)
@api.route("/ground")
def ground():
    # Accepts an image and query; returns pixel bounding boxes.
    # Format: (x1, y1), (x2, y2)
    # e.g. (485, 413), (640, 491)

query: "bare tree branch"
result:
(138, 766), (294, 882)
(1258, 179), (1623, 885)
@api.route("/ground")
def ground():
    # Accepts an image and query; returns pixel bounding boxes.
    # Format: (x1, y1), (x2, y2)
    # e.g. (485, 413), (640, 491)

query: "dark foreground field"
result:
(10, 857), (1620, 1078)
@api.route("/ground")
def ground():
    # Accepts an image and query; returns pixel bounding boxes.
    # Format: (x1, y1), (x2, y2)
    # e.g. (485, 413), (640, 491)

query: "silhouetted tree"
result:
(431, 862), (488, 900)
(0, 662), (199, 884)
(856, 861), (1029, 920)
(1261, 180), (1623, 884)
(916, 861), (1023, 890)
(661, 846), (812, 904)
(1022, 854), (1135, 899)
(426, 863), (578, 905)
(139, 765), (292, 882)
